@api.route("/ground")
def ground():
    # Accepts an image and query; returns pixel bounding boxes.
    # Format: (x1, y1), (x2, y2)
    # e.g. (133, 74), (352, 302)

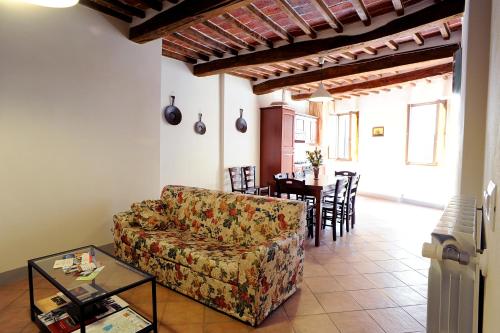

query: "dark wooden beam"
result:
(130, 0), (254, 43)
(162, 49), (197, 64)
(252, 44), (458, 94)
(80, 0), (132, 22)
(102, 0), (145, 18)
(275, 0), (317, 38)
(413, 32), (424, 45)
(349, 0), (371, 26)
(391, 0), (404, 16)
(136, 0), (162, 11)
(291, 62), (452, 100)
(310, 0), (343, 32)
(439, 22), (451, 39)
(222, 13), (273, 48)
(362, 46), (377, 55)
(203, 20), (255, 50)
(246, 4), (294, 43)
(186, 27), (239, 56)
(162, 40), (210, 61)
(193, 0), (464, 76)
(171, 33), (224, 58)
(385, 39), (399, 50)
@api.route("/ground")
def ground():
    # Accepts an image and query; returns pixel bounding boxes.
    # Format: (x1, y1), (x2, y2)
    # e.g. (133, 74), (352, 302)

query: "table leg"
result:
(314, 191), (321, 247)
(28, 264), (35, 321)
(152, 280), (158, 333)
(80, 304), (86, 333)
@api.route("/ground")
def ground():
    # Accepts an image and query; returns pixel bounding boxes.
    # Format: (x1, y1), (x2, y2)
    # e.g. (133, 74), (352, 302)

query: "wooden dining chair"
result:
(347, 175), (361, 229)
(321, 177), (349, 241)
(228, 167), (245, 193)
(273, 173), (289, 197)
(242, 166), (270, 196)
(275, 178), (315, 238)
(334, 170), (357, 232)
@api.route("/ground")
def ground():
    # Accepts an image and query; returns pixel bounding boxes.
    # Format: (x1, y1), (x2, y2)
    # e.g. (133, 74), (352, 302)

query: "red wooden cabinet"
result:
(260, 106), (295, 188)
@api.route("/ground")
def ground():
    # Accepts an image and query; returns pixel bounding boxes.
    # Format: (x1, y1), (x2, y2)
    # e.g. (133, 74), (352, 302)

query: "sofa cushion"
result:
(131, 200), (172, 231)
(160, 185), (306, 246)
(120, 227), (253, 284)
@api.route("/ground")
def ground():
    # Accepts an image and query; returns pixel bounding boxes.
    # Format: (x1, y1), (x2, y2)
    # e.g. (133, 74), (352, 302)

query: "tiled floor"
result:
(0, 196), (440, 332)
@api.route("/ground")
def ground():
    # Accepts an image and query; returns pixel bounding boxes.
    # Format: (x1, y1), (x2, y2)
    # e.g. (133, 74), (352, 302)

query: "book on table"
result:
(37, 295), (130, 333)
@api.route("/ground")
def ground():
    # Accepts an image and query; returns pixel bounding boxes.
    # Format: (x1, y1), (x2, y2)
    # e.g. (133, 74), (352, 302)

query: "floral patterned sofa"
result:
(113, 185), (306, 326)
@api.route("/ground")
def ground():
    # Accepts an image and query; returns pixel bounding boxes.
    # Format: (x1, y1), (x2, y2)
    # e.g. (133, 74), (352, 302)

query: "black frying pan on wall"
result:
(164, 96), (182, 125)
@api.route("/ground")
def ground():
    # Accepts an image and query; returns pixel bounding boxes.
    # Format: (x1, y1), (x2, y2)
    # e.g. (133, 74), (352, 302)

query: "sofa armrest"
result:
(238, 233), (304, 324)
(113, 211), (137, 240)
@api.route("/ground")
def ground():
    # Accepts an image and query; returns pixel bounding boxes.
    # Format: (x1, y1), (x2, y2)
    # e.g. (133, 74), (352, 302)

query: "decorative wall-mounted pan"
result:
(236, 108), (247, 133)
(194, 113), (206, 135)
(164, 96), (182, 125)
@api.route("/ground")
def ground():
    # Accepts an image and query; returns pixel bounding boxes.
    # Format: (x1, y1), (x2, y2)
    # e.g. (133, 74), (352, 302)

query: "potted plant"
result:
(306, 148), (323, 180)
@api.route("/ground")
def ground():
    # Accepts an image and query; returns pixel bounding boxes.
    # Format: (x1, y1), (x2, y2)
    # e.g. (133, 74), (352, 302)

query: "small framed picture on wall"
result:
(372, 126), (384, 137)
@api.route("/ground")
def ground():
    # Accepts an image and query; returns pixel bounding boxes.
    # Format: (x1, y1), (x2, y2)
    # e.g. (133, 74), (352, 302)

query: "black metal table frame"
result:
(28, 244), (158, 333)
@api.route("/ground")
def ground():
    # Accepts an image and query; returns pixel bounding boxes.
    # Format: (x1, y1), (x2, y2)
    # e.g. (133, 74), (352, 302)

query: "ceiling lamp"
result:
(308, 57), (333, 102)
(22, 0), (79, 8)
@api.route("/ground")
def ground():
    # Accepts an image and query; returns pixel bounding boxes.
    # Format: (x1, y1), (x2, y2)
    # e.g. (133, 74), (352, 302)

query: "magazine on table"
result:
(85, 308), (151, 333)
(37, 295), (129, 333)
(36, 292), (71, 313)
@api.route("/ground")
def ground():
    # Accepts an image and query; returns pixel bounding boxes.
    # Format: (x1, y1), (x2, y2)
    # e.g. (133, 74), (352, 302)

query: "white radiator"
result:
(422, 196), (488, 333)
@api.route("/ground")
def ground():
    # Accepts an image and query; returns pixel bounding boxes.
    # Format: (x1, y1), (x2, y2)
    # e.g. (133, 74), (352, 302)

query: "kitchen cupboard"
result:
(260, 106), (295, 188)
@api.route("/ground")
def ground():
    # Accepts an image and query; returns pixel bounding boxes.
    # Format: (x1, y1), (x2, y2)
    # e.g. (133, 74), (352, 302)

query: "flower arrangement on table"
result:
(306, 148), (323, 179)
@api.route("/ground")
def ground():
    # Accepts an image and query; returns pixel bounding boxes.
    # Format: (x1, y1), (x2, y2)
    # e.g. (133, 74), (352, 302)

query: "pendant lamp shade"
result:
(309, 82), (333, 102)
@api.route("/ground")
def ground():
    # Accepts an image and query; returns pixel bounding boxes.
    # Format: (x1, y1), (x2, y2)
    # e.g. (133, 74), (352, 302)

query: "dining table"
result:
(294, 174), (343, 247)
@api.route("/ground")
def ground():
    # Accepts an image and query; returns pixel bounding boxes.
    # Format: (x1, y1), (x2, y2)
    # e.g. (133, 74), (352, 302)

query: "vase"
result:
(313, 166), (320, 180)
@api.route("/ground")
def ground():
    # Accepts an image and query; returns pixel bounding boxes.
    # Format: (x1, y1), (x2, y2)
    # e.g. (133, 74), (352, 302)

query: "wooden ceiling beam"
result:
(291, 62), (452, 100)
(136, 0), (162, 11)
(385, 39), (399, 50)
(310, 0), (343, 32)
(275, 0), (317, 38)
(413, 32), (424, 45)
(171, 33), (224, 58)
(203, 21), (254, 50)
(80, 0), (132, 23)
(186, 27), (239, 55)
(339, 52), (357, 60)
(270, 63), (295, 73)
(246, 4), (294, 43)
(162, 49), (197, 64)
(252, 44), (458, 94)
(391, 0), (404, 16)
(162, 40), (210, 61)
(439, 22), (451, 39)
(102, 0), (145, 18)
(193, 0), (464, 76)
(362, 46), (377, 55)
(222, 13), (273, 48)
(348, 0), (371, 26)
(129, 0), (254, 43)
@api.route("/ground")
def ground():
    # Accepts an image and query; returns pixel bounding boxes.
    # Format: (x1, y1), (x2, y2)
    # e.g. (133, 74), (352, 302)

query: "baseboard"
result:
(0, 243), (115, 285)
(359, 192), (444, 210)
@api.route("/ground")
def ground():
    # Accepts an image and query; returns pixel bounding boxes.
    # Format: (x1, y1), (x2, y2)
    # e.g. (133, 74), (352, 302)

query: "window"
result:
(328, 112), (359, 161)
(406, 100), (447, 165)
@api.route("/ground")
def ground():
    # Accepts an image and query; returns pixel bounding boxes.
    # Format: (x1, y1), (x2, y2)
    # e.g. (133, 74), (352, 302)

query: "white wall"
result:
(324, 77), (456, 207)
(257, 89), (309, 114)
(481, 0), (500, 330)
(160, 58), (221, 190)
(0, 3), (161, 272)
(160, 58), (260, 192)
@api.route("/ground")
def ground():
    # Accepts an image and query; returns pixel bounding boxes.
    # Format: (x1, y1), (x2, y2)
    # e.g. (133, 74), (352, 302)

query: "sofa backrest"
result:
(160, 185), (306, 246)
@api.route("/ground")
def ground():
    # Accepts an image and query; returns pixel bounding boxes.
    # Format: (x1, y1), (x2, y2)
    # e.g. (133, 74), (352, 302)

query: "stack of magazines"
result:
(36, 294), (150, 333)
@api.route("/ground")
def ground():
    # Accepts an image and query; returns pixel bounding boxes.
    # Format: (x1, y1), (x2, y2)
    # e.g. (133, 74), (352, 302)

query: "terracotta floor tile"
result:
(159, 323), (204, 333)
(21, 322), (40, 333)
(388, 250), (417, 260)
(0, 289), (25, 311)
(311, 253), (346, 265)
(348, 289), (397, 309)
(400, 258), (430, 270)
(303, 262), (330, 277)
(255, 308), (294, 333)
(291, 313), (340, 333)
(0, 306), (31, 332)
(373, 260), (412, 272)
(361, 251), (394, 261)
(162, 301), (204, 325)
(283, 290), (325, 317)
(329, 310), (385, 333)
(363, 273), (406, 288)
(403, 305), (427, 327)
(382, 287), (427, 307)
(204, 321), (252, 333)
(392, 271), (428, 285)
(204, 307), (235, 324)
(323, 263), (359, 276)
(316, 291), (362, 313)
(368, 308), (424, 333)
(334, 275), (377, 291)
(351, 262), (385, 274)
(305, 276), (344, 293)
(410, 285), (428, 298)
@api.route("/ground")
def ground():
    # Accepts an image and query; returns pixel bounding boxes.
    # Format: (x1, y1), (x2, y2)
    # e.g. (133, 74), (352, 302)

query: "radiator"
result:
(422, 196), (488, 333)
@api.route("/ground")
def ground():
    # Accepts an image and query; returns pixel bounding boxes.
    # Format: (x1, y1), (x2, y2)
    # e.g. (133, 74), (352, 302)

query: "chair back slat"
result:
(242, 166), (257, 189)
(275, 178), (308, 200)
(228, 167), (243, 192)
(335, 170), (357, 177)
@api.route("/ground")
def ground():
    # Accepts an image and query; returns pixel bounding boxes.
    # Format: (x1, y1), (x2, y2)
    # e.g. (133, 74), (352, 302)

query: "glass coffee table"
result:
(28, 245), (158, 333)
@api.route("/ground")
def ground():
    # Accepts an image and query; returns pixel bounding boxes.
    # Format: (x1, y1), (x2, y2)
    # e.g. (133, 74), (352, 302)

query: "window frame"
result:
(405, 100), (447, 166)
(329, 111), (359, 161)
